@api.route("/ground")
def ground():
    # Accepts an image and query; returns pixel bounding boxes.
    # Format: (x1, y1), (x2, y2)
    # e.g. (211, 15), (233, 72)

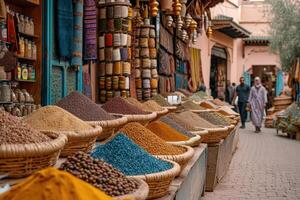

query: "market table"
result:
(155, 144), (208, 200)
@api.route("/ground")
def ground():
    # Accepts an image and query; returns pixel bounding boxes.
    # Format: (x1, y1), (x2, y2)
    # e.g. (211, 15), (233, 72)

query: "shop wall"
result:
(211, 0), (239, 21)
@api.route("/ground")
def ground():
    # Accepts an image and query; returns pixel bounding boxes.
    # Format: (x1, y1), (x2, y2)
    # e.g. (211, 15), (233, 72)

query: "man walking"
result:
(248, 77), (268, 133)
(225, 80), (234, 104)
(232, 77), (251, 129)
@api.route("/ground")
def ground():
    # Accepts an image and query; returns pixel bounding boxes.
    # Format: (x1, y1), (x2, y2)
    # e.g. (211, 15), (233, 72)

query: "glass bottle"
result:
(24, 16), (29, 34)
(30, 18), (34, 35)
(32, 41), (37, 60)
(17, 62), (22, 80)
(19, 37), (25, 57)
(24, 39), (28, 57)
(27, 40), (32, 58)
(19, 15), (24, 33)
(21, 64), (28, 80)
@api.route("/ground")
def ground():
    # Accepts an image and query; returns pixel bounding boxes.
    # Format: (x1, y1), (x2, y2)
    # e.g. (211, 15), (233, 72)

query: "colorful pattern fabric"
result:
(71, 0), (83, 66)
(83, 0), (97, 60)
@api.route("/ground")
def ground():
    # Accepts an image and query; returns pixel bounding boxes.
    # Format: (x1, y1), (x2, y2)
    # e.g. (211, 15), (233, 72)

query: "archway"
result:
(210, 46), (228, 100)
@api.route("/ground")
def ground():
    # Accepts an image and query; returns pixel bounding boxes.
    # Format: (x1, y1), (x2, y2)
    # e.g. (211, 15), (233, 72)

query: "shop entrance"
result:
(210, 47), (227, 99)
(251, 65), (277, 107)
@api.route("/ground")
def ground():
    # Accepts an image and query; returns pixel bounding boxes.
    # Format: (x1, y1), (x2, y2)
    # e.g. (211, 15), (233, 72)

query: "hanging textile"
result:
(71, 0), (83, 66)
(189, 48), (202, 91)
(243, 71), (251, 86)
(7, 13), (18, 52)
(276, 70), (284, 96)
(57, 0), (74, 59)
(83, 0), (97, 60)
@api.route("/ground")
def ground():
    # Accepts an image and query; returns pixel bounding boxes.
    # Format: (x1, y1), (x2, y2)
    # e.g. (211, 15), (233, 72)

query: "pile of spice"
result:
(198, 112), (230, 126)
(102, 97), (150, 115)
(199, 101), (219, 109)
(60, 152), (138, 197)
(212, 98), (226, 106)
(23, 106), (93, 132)
(181, 100), (205, 110)
(91, 134), (172, 176)
(219, 106), (239, 116)
(146, 121), (189, 142)
(0, 168), (113, 200)
(160, 116), (195, 138)
(119, 122), (185, 155)
(0, 110), (50, 144)
(142, 100), (164, 112)
(166, 113), (201, 131)
(177, 111), (218, 129)
(56, 91), (115, 121)
(151, 94), (170, 106)
(214, 112), (235, 124)
(189, 91), (207, 101)
(125, 97), (146, 111)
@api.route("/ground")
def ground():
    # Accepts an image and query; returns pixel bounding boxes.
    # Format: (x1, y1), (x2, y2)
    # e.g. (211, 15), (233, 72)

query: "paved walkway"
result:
(202, 123), (300, 200)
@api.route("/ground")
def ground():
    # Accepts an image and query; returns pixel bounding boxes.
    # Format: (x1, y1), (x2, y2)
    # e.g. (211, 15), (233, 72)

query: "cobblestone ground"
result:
(202, 123), (300, 200)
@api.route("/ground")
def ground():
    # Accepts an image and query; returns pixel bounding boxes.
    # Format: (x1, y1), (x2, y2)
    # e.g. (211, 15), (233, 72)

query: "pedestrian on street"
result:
(248, 77), (268, 133)
(225, 80), (234, 104)
(232, 77), (251, 129)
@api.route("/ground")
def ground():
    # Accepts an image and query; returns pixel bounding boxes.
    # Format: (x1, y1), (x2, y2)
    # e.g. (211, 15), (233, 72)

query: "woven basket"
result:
(87, 115), (128, 141)
(163, 106), (177, 113)
(199, 127), (229, 139)
(152, 108), (169, 121)
(41, 126), (102, 157)
(110, 112), (157, 126)
(167, 134), (201, 147)
(156, 145), (194, 169)
(115, 177), (149, 200)
(129, 159), (180, 199)
(0, 132), (67, 178)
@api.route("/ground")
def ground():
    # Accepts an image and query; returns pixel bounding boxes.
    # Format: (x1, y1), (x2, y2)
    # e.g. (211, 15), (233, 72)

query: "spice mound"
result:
(198, 112), (230, 126)
(23, 105), (93, 132)
(61, 152), (138, 197)
(102, 97), (150, 115)
(166, 113), (201, 131)
(91, 134), (172, 176)
(181, 100), (205, 110)
(142, 100), (164, 111)
(151, 94), (169, 106)
(56, 91), (115, 121)
(160, 116), (195, 137)
(119, 122), (185, 155)
(0, 167), (113, 200)
(147, 121), (189, 142)
(125, 97), (145, 111)
(0, 110), (50, 144)
(177, 111), (218, 129)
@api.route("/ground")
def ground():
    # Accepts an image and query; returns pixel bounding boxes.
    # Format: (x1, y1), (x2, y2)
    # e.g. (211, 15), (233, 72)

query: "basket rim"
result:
(196, 126), (228, 132)
(39, 126), (103, 139)
(128, 159), (181, 181)
(155, 108), (169, 115)
(155, 144), (194, 162)
(0, 131), (67, 157)
(114, 177), (149, 200)
(162, 106), (177, 110)
(112, 112), (157, 121)
(86, 116), (128, 128)
(166, 135), (201, 146)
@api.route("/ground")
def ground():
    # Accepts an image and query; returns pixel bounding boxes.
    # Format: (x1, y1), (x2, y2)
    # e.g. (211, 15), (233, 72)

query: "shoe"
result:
(255, 127), (260, 133)
(240, 125), (245, 129)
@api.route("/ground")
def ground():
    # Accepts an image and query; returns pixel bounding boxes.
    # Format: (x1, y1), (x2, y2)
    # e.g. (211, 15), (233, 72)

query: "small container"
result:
(21, 64), (28, 80)
(32, 41), (37, 60)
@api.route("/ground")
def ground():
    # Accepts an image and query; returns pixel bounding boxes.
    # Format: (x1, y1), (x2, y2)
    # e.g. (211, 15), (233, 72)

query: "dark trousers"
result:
(238, 101), (247, 125)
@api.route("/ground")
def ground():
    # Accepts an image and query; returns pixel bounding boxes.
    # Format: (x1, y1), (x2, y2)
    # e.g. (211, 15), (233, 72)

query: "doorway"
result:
(210, 47), (227, 99)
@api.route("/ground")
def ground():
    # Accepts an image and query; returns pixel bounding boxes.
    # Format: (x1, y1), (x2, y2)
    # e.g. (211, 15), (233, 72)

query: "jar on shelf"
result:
(32, 41), (37, 60)
(18, 14), (25, 33)
(18, 37), (25, 57)
(29, 18), (34, 35)
(24, 16), (30, 34)
(27, 40), (32, 58)
(21, 64), (28, 80)
(17, 62), (22, 80)
(24, 39), (29, 57)
(0, 82), (11, 102)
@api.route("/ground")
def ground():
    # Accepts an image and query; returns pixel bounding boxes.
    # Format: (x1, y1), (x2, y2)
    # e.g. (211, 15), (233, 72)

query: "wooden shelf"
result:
(16, 56), (37, 61)
(18, 32), (39, 39)
(5, 0), (39, 7)
(15, 79), (36, 83)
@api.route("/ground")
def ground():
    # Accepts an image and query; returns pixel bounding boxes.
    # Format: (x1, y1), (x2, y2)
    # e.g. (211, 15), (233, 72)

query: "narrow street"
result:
(202, 124), (300, 200)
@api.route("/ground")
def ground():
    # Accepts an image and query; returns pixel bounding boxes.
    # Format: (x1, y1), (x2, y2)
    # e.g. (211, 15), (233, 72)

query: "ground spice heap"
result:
(125, 97), (146, 110)
(142, 100), (164, 111)
(160, 116), (195, 137)
(181, 100), (205, 110)
(178, 111), (218, 129)
(91, 134), (172, 176)
(0, 168), (113, 200)
(61, 152), (138, 197)
(166, 113), (202, 131)
(151, 94), (170, 106)
(119, 122), (185, 155)
(0, 110), (50, 144)
(219, 106), (239, 116)
(23, 106), (93, 132)
(215, 112), (235, 124)
(198, 112), (230, 126)
(199, 101), (219, 109)
(147, 121), (189, 142)
(189, 91), (207, 101)
(56, 91), (115, 121)
(102, 97), (150, 115)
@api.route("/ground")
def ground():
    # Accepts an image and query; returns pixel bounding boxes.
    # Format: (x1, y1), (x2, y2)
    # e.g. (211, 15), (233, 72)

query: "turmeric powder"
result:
(147, 121), (189, 142)
(0, 167), (113, 200)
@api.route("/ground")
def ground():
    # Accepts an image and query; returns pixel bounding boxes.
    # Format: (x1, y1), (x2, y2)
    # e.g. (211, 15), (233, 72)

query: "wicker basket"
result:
(153, 108), (169, 120)
(115, 177), (149, 200)
(163, 106), (177, 113)
(200, 127), (229, 139)
(110, 112), (157, 126)
(41, 126), (102, 157)
(87, 115), (128, 141)
(0, 132), (67, 178)
(129, 159), (180, 199)
(156, 145), (194, 169)
(167, 135), (201, 147)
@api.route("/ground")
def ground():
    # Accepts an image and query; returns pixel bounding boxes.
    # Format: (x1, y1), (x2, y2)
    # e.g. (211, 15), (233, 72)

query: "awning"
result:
(243, 36), (270, 46)
(212, 15), (251, 38)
